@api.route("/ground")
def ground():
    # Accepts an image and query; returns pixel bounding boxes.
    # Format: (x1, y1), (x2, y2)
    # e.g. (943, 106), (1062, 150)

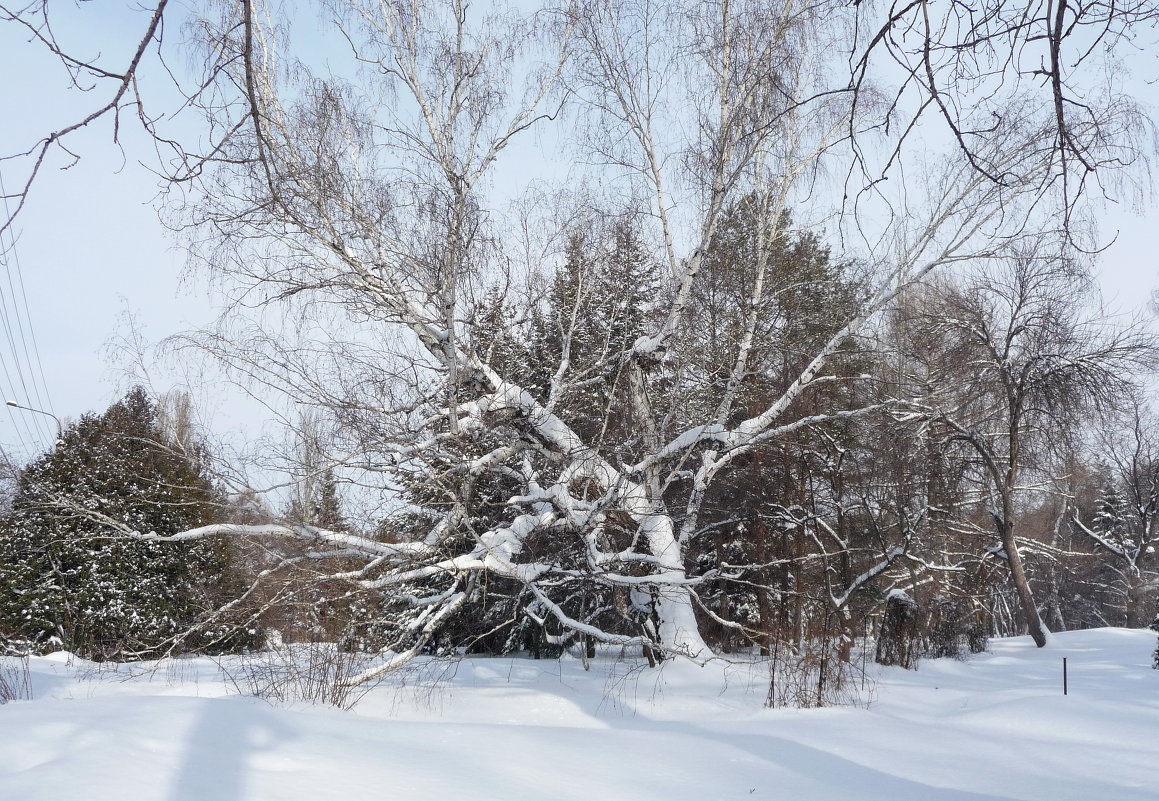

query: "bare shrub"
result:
(925, 596), (978, 660)
(222, 642), (378, 710)
(0, 655), (32, 703)
(378, 657), (466, 716)
(765, 635), (871, 709)
(163, 653), (202, 687)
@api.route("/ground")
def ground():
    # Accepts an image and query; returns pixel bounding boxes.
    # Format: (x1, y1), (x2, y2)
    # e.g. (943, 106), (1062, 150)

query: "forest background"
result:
(1, 0), (1159, 687)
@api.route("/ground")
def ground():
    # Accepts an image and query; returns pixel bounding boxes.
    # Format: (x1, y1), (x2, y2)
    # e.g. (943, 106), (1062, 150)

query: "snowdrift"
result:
(1, 628), (1156, 801)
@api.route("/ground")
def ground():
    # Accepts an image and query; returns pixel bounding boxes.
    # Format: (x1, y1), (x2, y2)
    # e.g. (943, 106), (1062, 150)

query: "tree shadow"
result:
(668, 723), (1018, 801)
(168, 697), (295, 801)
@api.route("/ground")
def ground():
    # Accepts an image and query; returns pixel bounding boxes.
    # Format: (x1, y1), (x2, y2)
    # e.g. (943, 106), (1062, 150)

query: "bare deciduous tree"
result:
(900, 254), (1156, 645)
(1072, 395), (1159, 627)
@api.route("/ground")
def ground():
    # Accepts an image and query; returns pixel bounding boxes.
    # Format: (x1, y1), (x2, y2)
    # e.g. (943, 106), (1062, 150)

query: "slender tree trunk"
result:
(998, 507), (1048, 647)
(1124, 570), (1143, 628)
(756, 517), (773, 656)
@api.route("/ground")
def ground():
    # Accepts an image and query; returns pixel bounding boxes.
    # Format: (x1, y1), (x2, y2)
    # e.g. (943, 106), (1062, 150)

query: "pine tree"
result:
(0, 387), (252, 659)
(313, 469), (346, 530)
(275, 464), (362, 643)
(681, 197), (868, 653)
(532, 219), (662, 446)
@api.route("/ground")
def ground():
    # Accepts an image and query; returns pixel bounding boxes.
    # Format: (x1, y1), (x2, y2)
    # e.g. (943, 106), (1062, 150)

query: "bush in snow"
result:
(924, 596), (966, 659)
(224, 641), (375, 709)
(0, 654), (31, 704)
(923, 595), (988, 659)
(876, 590), (921, 669)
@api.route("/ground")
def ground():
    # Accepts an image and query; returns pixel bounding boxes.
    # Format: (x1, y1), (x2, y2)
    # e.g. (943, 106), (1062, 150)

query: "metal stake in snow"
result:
(1063, 658), (1068, 696)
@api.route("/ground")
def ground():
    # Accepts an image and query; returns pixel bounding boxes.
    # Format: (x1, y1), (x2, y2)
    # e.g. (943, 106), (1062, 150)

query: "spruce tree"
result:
(361, 219), (667, 658)
(1093, 480), (1129, 551)
(275, 464), (362, 643)
(0, 387), (251, 659)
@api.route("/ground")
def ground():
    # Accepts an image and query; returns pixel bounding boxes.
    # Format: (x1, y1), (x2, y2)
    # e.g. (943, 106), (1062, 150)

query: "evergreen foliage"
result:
(1093, 481), (1129, 551)
(876, 591), (921, 669)
(1151, 610), (1159, 669)
(525, 218), (662, 446)
(680, 199), (868, 653)
(358, 218), (669, 658)
(268, 466), (369, 644)
(0, 387), (255, 659)
(287, 468), (346, 531)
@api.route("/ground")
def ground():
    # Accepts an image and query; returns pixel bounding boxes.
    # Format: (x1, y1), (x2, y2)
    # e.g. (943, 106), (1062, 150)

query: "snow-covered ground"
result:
(1, 628), (1156, 801)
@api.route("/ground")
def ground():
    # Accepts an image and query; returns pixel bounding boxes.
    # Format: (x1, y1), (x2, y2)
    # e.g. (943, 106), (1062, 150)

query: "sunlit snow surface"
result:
(1, 628), (1156, 800)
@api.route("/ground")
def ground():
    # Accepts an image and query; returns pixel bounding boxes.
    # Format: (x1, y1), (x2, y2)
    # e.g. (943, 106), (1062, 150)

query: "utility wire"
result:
(0, 175), (54, 418)
(0, 261), (46, 450)
(0, 267), (50, 445)
(0, 272), (48, 450)
(0, 168), (57, 454)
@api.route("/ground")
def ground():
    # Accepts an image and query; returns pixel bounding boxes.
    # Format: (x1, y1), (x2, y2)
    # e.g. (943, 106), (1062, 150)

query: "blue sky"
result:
(1, 2), (1157, 464)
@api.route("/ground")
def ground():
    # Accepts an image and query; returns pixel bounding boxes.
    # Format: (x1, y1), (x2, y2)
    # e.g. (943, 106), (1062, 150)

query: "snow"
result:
(2, 628), (1158, 800)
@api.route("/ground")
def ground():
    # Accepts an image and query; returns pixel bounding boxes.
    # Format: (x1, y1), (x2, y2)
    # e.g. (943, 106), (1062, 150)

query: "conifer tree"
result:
(1151, 611), (1158, 669)
(1093, 481), (1129, 551)
(680, 198), (867, 653)
(0, 387), (251, 659)
(356, 218), (668, 658)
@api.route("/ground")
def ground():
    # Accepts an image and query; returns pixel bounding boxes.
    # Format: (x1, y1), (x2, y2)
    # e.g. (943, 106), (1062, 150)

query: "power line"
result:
(0, 282), (47, 451)
(0, 272), (51, 445)
(0, 247), (50, 446)
(0, 168), (57, 455)
(13, 227), (55, 418)
(1, 191), (54, 417)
